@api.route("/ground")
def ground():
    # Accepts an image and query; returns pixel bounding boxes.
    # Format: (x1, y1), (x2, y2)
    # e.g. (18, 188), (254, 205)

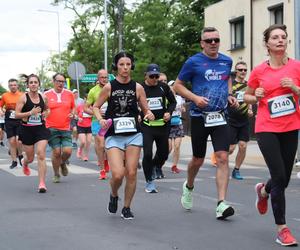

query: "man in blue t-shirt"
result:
(173, 27), (238, 220)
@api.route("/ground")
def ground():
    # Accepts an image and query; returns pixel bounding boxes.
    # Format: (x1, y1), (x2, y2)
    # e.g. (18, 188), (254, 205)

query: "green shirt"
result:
(87, 84), (103, 121)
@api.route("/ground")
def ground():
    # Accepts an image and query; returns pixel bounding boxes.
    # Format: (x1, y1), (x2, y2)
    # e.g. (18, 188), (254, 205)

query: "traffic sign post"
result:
(67, 61), (86, 96)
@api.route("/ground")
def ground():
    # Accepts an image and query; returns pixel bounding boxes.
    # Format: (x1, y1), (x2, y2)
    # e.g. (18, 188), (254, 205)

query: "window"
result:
(229, 16), (244, 50)
(269, 3), (283, 24)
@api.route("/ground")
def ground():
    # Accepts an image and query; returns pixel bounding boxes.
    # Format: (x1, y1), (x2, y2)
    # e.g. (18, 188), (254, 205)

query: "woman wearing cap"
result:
(168, 80), (185, 174)
(93, 51), (154, 219)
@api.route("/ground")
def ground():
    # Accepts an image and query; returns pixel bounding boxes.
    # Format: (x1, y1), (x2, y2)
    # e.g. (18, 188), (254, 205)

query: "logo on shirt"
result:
(204, 69), (225, 81)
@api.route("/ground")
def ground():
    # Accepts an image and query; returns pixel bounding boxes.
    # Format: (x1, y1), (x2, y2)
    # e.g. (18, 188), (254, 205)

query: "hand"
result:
(163, 112), (171, 122)
(99, 119), (110, 129)
(254, 87), (265, 101)
(280, 77), (296, 90)
(193, 96), (209, 108)
(228, 96), (239, 108)
(248, 109), (254, 117)
(144, 110), (155, 121)
(42, 109), (50, 118)
(30, 106), (42, 116)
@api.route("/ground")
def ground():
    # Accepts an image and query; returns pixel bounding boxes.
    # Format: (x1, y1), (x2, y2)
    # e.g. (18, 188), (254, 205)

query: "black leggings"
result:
(141, 125), (170, 182)
(256, 130), (298, 225)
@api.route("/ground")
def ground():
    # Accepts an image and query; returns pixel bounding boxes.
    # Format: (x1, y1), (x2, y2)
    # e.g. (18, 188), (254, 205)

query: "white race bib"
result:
(113, 117), (137, 133)
(204, 111), (227, 127)
(28, 114), (42, 125)
(82, 112), (92, 118)
(236, 91), (245, 102)
(9, 111), (16, 119)
(267, 94), (296, 118)
(0, 116), (4, 123)
(147, 97), (163, 110)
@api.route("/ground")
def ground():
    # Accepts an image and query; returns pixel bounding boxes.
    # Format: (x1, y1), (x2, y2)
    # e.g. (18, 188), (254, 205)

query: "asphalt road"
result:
(0, 142), (299, 250)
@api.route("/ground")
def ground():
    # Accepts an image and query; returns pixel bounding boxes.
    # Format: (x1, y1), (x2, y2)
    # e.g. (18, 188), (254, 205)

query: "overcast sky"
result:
(0, 0), (74, 88)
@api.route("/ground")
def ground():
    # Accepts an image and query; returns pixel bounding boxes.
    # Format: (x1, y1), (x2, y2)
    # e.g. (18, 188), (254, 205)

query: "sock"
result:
(186, 184), (194, 190)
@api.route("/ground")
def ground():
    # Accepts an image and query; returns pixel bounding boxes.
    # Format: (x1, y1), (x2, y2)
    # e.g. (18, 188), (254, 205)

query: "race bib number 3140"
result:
(267, 94), (296, 118)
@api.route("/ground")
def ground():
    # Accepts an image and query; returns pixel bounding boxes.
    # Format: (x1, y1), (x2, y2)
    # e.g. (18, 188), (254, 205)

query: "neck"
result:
(116, 75), (130, 83)
(235, 76), (246, 83)
(53, 88), (62, 94)
(268, 53), (288, 68)
(202, 51), (218, 59)
(29, 91), (39, 97)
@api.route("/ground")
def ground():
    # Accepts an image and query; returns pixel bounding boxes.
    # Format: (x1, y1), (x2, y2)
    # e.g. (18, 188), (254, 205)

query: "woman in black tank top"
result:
(15, 74), (50, 193)
(92, 52), (154, 219)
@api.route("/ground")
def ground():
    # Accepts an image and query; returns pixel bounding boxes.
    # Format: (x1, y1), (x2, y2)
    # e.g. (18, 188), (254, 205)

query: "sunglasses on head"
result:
(202, 38), (220, 44)
(149, 75), (159, 79)
(236, 68), (247, 72)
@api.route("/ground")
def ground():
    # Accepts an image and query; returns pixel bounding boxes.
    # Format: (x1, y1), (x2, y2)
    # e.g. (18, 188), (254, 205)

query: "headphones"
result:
(111, 51), (135, 71)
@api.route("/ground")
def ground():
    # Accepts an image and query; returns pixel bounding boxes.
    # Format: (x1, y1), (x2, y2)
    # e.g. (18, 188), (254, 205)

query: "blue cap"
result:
(146, 64), (160, 75)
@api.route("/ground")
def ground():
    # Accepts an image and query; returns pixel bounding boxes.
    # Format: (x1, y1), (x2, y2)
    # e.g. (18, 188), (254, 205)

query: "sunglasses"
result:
(202, 38), (220, 44)
(236, 68), (247, 72)
(149, 75), (159, 79)
(54, 79), (65, 84)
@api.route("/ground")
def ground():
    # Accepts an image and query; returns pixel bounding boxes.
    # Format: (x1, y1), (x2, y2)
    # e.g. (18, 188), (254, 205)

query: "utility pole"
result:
(117, 0), (124, 51)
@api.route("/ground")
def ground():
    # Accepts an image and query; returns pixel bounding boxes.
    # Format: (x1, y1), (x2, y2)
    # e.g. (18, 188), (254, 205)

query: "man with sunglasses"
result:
(173, 27), (238, 220)
(141, 64), (176, 193)
(227, 61), (253, 180)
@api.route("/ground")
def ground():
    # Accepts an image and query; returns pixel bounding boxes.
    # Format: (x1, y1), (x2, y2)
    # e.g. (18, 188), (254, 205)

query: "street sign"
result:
(67, 61), (86, 80)
(80, 73), (115, 83)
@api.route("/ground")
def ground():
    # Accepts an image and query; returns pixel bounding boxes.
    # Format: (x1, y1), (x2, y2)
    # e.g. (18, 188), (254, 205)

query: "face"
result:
(8, 81), (18, 93)
(200, 31), (220, 57)
(73, 92), (78, 98)
(53, 74), (65, 92)
(146, 73), (160, 86)
(97, 70), (108, 86)
(266, 28), (287, 54)
(117, 57), (132, 78)
(235, 64), (247, 80)
(27, 76), (40, 92)
(159, 74), (167, 84)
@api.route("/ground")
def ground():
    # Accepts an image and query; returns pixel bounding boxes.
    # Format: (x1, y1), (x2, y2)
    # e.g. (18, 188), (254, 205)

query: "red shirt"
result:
(45, 89), (75, 130)
(248, 58), (300, 133)
(76, 103), (92, 127)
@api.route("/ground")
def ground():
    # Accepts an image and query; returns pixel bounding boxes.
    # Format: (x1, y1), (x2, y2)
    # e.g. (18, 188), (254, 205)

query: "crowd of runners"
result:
(0, 23), (299, 246)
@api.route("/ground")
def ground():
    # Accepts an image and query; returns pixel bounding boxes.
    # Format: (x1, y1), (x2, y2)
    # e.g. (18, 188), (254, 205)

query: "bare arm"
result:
(136, 83), (154, 121)
(15, 94), (41, 119)
(244, 86), (259, 104)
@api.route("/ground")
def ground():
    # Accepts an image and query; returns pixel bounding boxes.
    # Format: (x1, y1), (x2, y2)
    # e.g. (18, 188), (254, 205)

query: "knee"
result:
(238, 142), (247, 152)
(191, 157), (204, 167)
(36, 151), (46, 161)
(215, 152), (228, 166)
(126, 170), (137, 181)
(112, 173), (123, 183)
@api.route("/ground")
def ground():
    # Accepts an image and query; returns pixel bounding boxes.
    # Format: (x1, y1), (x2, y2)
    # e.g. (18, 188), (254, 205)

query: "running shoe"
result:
(145, 181), (158, 193)
(121, 207), (134, 220)
(76, 148), (82, 158)
(82, 156), (88, 162)
(38, 182), (47, 193)
(9, 161), (18, 169)
(276, 227), (298, 246)
(98, 169), (107, 180)
(216, 201), (234, 219)
(181, 180), (193, 210)
(22, 160), (31, 176)
(152, 167), (157, 180)
(52, 175), (60, 183)
(210, 153), (217, 167)
(232, 169), (243, 180)
(137, 162), (142, 169)
(108, 194), (118, 214)
(295, 160), (300, 167)
(155, 167), (165, 179)
(60, 162), (69, 176)
(255, 183), (269, 215)
(72, 142), (77, 148)
(104, 159), (110, 173)
(297, 172), (300, 179)
(18, 155), (23, 166)
(171, 165), (180, 174)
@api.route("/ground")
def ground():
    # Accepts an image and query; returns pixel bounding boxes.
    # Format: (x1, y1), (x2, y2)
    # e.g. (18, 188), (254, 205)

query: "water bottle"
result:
(98, 118), (112, 137)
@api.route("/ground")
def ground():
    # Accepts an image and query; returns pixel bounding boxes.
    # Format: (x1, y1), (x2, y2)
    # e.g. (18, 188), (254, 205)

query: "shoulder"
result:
(44, 89), (52, 96)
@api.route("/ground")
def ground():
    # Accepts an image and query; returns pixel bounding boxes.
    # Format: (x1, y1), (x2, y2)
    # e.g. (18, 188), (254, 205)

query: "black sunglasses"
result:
(149, 75), (159, 79)
(236, 68), (247, 72)
(202, 38), (220, 44)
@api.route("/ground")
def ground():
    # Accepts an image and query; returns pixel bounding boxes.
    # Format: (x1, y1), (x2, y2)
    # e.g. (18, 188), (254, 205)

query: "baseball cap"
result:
(72, 89), (78, 93)
(146, 64), (160, 75)
(168, 80), (175, 86)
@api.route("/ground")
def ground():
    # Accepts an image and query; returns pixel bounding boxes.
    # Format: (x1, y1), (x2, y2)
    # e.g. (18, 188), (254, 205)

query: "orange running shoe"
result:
(98, 169), (107, 180)
(104, 159), (110, 173)
(22, 160), (31, 176)
(171, 165), (180, 173)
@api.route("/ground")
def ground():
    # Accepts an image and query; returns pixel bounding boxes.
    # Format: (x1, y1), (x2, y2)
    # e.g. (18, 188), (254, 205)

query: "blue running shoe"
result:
(145, 181), (158, 193)
(232, 169), (243, 180)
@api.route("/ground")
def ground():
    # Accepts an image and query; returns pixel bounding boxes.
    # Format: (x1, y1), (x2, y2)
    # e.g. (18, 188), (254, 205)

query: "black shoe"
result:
(108, 194), (118, 214)
(156, 167), (165, 179)
(0, 141), (4, 146)
(18, 155), (23, 166)
(9, 161), (18, 169)
(65, 159), (70, 165)
(121, 207), (134, 220)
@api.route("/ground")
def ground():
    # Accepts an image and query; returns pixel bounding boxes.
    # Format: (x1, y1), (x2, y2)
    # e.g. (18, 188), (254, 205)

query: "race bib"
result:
(100, 102), (108, 113)
(236, 91), (245, 102)
(28, 114), (42, 125)
(204, 111), (227, 127)
(9, 110), (16, 119)
(82, 112), (92, 118)
(267, 94), (296, 118)
(172, 109), (181, 116)
(0, 116), (4, 123)
(113, 117), (137, 134)
(147, 97), (163, 110)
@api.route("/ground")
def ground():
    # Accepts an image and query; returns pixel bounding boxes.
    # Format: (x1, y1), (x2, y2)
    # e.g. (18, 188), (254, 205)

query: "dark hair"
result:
(20, 74), (41, 86)
(263, 24), (287, 43)
(112, 51), (135, 70)
(235, 61), (247, 69)
(52, 73), (66, 80)
(201, 27), (218, 40)
(8, 78), (18, 83)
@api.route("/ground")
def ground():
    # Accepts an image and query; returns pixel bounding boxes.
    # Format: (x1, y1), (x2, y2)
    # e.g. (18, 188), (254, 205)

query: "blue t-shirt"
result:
(178, 52), (232, 116)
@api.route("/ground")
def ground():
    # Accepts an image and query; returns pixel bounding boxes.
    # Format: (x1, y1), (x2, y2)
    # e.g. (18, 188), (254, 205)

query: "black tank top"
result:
(21, 93), (45, 126)
(105, 79), (140, 137)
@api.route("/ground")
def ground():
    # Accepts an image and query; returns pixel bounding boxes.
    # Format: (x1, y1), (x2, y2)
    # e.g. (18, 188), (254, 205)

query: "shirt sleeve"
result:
(247, 67), (260, 90)
(177, 58), (194, 83)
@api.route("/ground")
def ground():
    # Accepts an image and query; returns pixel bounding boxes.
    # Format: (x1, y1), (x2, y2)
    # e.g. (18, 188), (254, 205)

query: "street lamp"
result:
(104, 0), (108, 70)
(38, 9), (62, 72)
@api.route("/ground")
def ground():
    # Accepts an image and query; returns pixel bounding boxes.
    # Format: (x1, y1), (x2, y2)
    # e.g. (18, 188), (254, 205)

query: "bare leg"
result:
(187, 156), (204, 188)
(36, 140), (48, 185)
(215, 151), (230, 201)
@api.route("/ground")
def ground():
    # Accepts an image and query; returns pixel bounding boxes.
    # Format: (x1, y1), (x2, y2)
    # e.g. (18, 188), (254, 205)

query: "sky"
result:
(0, 0), (74, 88)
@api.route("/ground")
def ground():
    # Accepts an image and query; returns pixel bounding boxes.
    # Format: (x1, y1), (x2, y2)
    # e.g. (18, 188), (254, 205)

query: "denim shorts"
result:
(91, 120), (101, 136)
(48, 128), (72, 149)
(105, 132), (143, 151)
